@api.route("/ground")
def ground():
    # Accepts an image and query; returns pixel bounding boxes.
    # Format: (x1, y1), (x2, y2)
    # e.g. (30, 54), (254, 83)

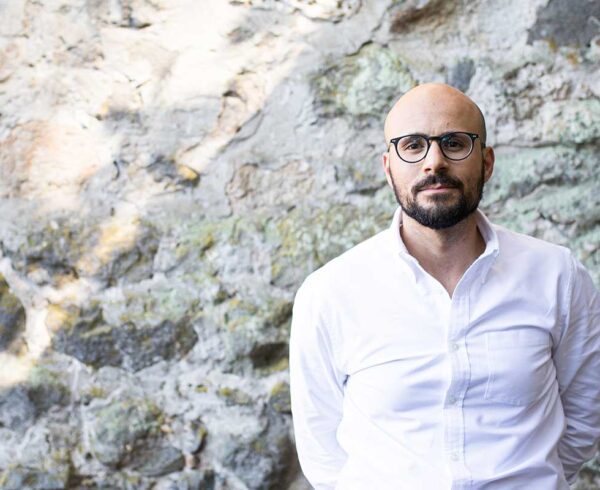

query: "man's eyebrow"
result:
(394, 132), (428, 138)
(396, 131), (464, 138)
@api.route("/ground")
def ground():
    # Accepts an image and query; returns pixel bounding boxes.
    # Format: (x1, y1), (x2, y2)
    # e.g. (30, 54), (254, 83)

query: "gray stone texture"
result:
(528, 0), (600, 48)
(0, 274), (26, 354)
(0, 0), (598, 488)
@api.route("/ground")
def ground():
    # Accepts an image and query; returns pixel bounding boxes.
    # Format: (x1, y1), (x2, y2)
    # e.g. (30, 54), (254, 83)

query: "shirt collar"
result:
(473, 208), (500, 259)
(388, 207), (500, 283)
(389, 207), (410, 257)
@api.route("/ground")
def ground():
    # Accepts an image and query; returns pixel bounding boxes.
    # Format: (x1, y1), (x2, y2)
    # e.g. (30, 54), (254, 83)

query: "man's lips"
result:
(419, 185), (457, 192)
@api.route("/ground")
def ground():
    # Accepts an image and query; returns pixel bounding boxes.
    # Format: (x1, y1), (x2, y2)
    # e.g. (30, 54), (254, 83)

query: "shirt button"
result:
(448, 395), (457, 404)
(450, 452), (459, 461)
(451, 343), (459, 352)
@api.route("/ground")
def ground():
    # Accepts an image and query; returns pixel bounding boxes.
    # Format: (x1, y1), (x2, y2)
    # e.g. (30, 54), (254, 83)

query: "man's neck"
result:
(400, 211), (486, 297)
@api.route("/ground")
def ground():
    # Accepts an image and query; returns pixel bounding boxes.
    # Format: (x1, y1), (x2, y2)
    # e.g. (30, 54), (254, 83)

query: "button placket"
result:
(444, 293), (471, 484)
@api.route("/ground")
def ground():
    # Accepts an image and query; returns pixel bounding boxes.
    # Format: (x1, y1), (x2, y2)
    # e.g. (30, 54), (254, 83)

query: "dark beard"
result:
(391, 168), (484, 230)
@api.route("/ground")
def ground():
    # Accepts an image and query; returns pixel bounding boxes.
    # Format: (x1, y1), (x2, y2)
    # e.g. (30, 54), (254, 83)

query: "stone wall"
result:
(0, 0), (599, 488)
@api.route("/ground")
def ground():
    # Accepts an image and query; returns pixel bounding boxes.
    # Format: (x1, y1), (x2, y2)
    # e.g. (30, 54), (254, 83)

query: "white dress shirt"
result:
(289, 208), (600, 490)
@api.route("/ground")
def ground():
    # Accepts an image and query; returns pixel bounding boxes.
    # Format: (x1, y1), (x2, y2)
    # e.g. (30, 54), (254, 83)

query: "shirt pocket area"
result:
(484, 329), (553, 406)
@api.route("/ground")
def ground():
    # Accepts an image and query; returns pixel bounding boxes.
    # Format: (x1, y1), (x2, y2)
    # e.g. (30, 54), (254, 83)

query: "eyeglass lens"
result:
(396, 133), (473, 163)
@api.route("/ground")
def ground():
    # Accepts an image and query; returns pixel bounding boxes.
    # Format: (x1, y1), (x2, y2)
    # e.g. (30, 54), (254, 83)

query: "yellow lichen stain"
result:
(565, 51), (579, 66)
(45, 304), (78, 333)
(217, 386), (233, 397)
(85, 386), (107, 399)
(76, 208), (140, 276)
(176, 164), (200, 183)
(252, 439), (267, 454)
(258, 356), (289, 375)
(545, 37), (558, 52)
(79, 324), (113, 339)
(217, 386), (253, 405)
(0, 291), (20, 311)
(53, 272), (78, 288)
(195, 384), (209, 393)
(269, 380), (289, 397)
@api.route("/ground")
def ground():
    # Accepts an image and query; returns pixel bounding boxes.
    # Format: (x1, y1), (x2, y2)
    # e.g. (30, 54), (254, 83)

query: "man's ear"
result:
(482, 146), (495, 183)
(382, 151), (393, 189)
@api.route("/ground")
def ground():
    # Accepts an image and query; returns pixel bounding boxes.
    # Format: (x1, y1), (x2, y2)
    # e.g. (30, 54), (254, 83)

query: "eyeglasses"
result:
(389, 132), (481, 164)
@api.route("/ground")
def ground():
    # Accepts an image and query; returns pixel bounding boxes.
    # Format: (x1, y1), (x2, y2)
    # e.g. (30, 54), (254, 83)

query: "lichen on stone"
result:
(266, 202), (391, 288)
(50, 298), (199, 372)
(313, 43), (416, 119)
(218, 296), (291, 373)
(88, 397), (184, 476)
(268, 381), (291, 414)
(0, 463), (71, 490)
(217, 386), (254, 406)
(7, 214), (159, 287)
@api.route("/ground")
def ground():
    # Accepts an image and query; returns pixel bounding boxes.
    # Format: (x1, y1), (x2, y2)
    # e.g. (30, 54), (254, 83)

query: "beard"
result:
(390, 164), (485, 230)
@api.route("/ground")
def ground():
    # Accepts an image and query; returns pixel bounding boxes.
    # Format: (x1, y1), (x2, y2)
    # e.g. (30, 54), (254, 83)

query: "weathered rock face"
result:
(0, 366), (69, 432)
(0, 0), (598, 488)
(527, 0), (600, 48)
(0, 274), (26, 354)
(88, 398), (184, 475)
(48, 299), (199, 372)
(314, 42), (416, 119)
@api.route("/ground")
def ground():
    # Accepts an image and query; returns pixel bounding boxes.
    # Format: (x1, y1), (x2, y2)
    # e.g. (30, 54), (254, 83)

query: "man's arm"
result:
(289, 276), (348, 489)
(554, 256), (600, 483)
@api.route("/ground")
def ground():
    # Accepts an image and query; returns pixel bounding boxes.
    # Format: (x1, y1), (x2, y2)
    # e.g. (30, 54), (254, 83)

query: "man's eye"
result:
(442, 136), (466, 150)
(402, 139), (425, 151)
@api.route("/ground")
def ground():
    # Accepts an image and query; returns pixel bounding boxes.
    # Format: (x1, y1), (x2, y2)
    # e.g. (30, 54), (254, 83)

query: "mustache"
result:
(412, 174), (464, 194)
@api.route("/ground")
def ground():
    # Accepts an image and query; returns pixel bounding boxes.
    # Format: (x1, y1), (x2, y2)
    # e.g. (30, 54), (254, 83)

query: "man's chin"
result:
(402, 199), (476, 230)
(413, 212), (470, 230)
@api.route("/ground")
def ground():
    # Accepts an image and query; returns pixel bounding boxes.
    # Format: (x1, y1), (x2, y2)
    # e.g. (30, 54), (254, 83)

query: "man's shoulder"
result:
(492, 222), (573, 266)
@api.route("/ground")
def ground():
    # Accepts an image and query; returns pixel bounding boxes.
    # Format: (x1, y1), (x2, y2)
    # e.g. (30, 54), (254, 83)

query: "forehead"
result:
(386, 90), (482, 137)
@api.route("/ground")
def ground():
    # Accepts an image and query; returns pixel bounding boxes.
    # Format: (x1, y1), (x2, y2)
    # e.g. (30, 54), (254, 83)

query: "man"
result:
(289, 83), (600, 489)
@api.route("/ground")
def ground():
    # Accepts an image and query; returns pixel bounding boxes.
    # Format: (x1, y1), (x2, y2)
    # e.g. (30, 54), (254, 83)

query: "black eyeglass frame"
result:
(388, 132), (482, 164)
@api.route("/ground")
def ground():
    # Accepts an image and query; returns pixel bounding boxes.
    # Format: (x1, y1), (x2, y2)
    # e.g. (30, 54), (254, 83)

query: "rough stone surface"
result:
(3, 215), (160, 287)
(0, 366), (69, 431)
(314, 42), (416, 119)
(0, 387), (35, 431)
(0, 0), (598, 488)
(0, 465), (70, 490)
(88, 397), (184, 477)
(528, 0), (600, 48)
(204, 412), (296, 490)
(389, 0), (453, 34)
(0, 274), (25, 354)
(447, 58), (476, 93)
(48, 298), (198, 372)
(269, 381), (292, 414)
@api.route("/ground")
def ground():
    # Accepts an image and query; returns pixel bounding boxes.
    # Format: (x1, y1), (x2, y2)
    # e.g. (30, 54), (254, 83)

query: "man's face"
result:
(382, 85), (494, 230)
(388, 152), (486, 230)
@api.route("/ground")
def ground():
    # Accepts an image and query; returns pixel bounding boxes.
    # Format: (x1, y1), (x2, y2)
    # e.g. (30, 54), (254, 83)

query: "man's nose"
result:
(421, 140), (450, 173)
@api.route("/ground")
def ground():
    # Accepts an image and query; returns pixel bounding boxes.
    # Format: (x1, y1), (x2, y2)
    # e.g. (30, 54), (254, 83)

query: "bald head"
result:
(384, 83), (487, 146)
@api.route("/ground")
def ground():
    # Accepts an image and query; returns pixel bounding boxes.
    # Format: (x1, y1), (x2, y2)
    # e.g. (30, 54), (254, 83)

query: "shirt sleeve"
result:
(289, 274), (348, 489)
(554, 256), (600, 483)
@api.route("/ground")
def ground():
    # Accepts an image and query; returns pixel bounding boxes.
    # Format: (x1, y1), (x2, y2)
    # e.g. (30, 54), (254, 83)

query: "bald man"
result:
(290, 83), (600, 489)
